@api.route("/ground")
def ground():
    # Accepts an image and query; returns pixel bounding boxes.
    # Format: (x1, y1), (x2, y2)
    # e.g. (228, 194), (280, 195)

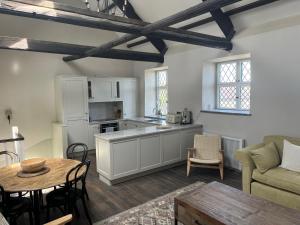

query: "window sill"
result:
(201, 109), (251, 116)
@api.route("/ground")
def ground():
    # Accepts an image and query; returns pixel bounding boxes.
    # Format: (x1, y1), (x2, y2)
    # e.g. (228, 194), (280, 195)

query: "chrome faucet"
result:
(153, 107), (162, 116)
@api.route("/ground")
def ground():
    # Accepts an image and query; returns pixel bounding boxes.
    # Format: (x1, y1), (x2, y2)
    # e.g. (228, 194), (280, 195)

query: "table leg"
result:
(33, 190), (41, 225)
(175, 218), (178, 225)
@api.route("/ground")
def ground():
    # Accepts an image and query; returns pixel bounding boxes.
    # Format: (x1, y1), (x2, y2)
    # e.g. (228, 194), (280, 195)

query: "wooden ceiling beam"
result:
(101, 3), (116, 13)
(112, 0), (168, 55)
(204, 0), (236, 40)
(127, 0), (279, 48)
(0, 36), (164, 63)
(0, 0), (233, 50)
(63, 0), (236, 62)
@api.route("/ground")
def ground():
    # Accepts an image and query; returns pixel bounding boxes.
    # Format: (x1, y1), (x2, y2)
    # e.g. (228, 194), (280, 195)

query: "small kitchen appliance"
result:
(166, 113), (182, 124)
(181, 108), (192, 124)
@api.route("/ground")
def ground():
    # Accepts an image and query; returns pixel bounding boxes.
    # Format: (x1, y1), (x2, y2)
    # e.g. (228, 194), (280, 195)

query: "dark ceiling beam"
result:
(63, 0), (236, 62)
(0, 36), (164, 63)
(204, 0), (236, 40)
(127, 0), (279, 48)
(0, 1), (234, 49)
(112, 0), (167, 55)
(101, 3), (116, 13)
(8, 0), (144, 25)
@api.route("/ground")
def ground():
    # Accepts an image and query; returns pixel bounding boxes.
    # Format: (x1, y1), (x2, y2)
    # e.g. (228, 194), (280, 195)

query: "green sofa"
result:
(235, 135), (300, 210)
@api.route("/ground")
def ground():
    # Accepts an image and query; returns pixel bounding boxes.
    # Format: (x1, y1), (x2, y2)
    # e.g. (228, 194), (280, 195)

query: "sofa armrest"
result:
(235, 143), (265, 194)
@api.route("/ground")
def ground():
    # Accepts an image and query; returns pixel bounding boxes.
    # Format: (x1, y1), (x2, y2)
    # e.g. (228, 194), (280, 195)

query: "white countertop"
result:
(95, 118), (202, 142)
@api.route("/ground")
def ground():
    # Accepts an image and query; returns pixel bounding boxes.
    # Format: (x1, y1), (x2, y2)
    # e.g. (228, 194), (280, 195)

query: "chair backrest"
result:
(66, 143), (88, 162)
(66, 160), (90, 198)
(194, 134), (221, 160)
(0, 185), (9, 215)
(0, 151), (20, 167)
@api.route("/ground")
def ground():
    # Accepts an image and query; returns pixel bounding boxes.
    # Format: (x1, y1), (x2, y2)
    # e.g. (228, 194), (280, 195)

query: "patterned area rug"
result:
(94, 182), (205, 225)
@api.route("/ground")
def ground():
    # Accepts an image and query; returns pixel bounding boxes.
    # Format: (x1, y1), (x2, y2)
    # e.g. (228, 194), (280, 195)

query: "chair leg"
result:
(28, 210), (33, 225)
(81, 196), (92, 225)
(84, 189), (90, 201)
(74, 204), (80, 218)
(187, 160), (191, 176)
(219, 163), (224, 180)
(46, 205), (50, 221)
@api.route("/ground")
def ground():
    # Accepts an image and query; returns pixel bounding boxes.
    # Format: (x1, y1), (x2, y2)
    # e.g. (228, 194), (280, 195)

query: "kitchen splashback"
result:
(89, 102), (122, 121)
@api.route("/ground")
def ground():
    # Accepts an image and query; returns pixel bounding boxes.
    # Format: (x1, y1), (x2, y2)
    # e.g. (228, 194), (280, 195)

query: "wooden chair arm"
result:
(219, 150), (224, 163)
(44, 215), (72, 225)
(187, 148), (196, 158)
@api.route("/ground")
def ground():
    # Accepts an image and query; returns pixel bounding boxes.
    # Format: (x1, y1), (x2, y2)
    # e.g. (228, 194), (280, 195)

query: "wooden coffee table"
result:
(175, 181), (300, 225)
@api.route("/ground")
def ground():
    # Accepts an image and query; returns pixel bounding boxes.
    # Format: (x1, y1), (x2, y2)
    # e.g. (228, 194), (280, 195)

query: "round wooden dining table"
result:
(0, 158), (83, 225)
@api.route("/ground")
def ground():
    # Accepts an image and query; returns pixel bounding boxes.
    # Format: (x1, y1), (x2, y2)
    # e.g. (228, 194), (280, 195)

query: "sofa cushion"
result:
(263, 135), (300, 159)
(250, 142), (280, 173)
(281, 140), (300, 172)
(252, 167), (300, 195)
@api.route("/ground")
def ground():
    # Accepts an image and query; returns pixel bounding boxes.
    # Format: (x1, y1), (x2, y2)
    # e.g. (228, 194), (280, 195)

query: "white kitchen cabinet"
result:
(55, 76), (89, 147)
(161, 132), (181, 165)
(88, 123), (100, 150)
(66, 119), (89, 147)
(120, 78), (137, 118)
(140, 135), (161, 171)
(112, 139), (139, 177)
(88, 77), (121, 102)
(56, 76), (89, 122)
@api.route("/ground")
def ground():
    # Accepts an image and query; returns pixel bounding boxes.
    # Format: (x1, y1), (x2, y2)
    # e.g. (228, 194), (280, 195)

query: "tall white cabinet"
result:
(55, 76), (89, 147)
(120, 78), (137, 118)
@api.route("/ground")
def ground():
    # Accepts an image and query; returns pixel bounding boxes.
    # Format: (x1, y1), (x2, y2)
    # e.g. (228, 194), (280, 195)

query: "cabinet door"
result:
(62, 77), (88, 121)
(120, 79), (137, 118)
(88, 124), (99, 150)
(112, 139), (139, 177)
(140, 136), (161, 170)
(91, 78), (113, 102)
(111, 80), (121, 101)
(67, 119), (89, 147)
(162, 132), (181, 165)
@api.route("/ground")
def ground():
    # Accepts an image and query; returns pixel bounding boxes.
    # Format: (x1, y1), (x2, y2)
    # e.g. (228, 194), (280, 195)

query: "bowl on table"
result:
(20, 158), (46, 173)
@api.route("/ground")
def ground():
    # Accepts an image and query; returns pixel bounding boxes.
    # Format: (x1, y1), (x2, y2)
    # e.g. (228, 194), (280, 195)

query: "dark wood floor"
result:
(23, 151), (242, 225)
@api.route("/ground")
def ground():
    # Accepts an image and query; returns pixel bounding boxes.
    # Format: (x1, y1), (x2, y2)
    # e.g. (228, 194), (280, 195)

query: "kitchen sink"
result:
(145, 119), (160, 122)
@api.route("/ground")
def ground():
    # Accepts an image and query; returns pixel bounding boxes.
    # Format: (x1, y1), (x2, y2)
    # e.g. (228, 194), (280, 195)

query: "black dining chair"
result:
(0, 151), (20, 165)
(66, 143), (88, 163)
(45, 160), (92, 225)
(65, 143), (90, 200)
(0, 185), (33, 225)
(0, 151), (30, 198)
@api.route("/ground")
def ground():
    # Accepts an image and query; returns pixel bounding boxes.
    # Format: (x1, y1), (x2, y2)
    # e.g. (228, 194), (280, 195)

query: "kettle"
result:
(181, 108), (192, 124)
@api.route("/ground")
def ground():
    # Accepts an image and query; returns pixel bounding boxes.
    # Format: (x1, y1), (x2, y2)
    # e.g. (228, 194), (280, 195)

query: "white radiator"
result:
(221, 135), (244, 171)
(203, 132), (244, 171)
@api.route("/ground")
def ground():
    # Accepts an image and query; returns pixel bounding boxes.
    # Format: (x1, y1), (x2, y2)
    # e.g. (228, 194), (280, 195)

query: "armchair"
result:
(187, 134), (224, 180)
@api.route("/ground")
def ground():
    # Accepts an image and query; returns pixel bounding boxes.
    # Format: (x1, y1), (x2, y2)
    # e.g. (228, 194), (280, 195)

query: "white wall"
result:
(133, 20), (300, 146)
(0, 14), (133, 158)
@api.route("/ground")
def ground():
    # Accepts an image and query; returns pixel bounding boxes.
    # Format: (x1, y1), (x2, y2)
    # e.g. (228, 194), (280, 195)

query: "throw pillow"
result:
(280, 139), (300, 172)
(250, 142), (280, 173)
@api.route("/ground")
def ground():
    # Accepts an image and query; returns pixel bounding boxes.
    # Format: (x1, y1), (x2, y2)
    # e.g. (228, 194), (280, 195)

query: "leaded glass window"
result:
(156, 70), (168, 116)
(217, 60), (251, 111)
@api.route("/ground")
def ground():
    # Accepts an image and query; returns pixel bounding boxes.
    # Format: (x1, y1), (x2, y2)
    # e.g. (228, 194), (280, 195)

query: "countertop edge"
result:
(95, 124), (203, 142)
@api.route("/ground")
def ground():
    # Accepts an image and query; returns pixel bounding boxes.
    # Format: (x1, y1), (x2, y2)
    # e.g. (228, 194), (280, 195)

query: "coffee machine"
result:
(181, 108), (192, 124)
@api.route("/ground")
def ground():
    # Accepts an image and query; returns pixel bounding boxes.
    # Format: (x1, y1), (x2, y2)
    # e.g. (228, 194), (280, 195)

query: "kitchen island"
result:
(95, 119), (203, 185)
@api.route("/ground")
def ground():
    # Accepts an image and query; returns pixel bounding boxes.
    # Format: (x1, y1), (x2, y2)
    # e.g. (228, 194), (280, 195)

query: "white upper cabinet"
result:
(56, 76), (89, 123)
(120, 78), (137, 118)
(88, 78), (121, 102)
